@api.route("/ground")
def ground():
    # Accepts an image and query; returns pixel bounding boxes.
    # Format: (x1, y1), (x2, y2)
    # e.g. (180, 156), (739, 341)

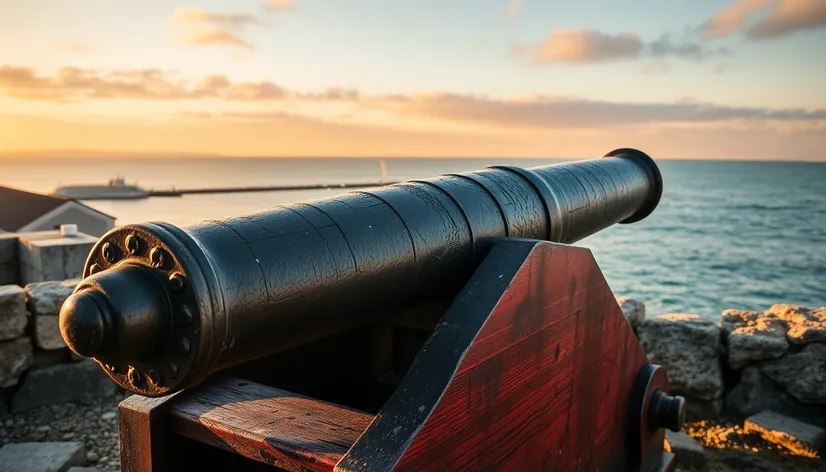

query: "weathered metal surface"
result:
(61, 149), (663, 396)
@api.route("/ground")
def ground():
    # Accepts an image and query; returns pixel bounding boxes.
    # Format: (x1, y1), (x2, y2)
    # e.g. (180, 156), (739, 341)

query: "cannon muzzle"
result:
(60, 148), (662, 396)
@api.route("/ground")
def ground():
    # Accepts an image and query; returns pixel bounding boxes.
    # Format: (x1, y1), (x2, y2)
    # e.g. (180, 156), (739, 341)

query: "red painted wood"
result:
(391, 242), (649, 471)
(119, 392), (182, 472)
(167, 377), (375, 472)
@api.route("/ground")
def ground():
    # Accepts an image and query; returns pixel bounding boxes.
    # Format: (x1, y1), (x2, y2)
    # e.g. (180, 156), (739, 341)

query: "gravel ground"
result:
(2, 397), (825, 471)
(0, 392), (128, 471)
(684, 420), (826, 471)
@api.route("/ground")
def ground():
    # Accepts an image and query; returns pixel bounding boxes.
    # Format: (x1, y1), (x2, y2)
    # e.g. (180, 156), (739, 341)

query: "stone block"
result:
(0, 233), (17, 265)
(617, 297), (645, 330)
(32, 348), (71, 367)
(11, 359), (119, 411)
(34, 315), (67, 350)
(764, 304), (826, 345)
(685, 396), (723, 421)
(25, 279), (80, 316)
(727, 318), (788, 369)
(16, 231), (96, 285)
(745, 410), (826, 457)
(0, 285), (26, 341)
(638, 314), (723, 401)
(760, 343), (826, 404)
(0, 441), (86, 472)
(0, 264), (17, 285)
(0, 337), (33, 387)
(664, 430), (707, 469)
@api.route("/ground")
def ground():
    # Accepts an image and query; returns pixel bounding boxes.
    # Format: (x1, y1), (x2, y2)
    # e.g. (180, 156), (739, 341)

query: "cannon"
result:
(60, 149), (683, 472)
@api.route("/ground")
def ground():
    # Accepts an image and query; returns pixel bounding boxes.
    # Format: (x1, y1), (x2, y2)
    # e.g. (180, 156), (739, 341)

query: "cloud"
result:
(649, 34), (730, 60)
(506, 0), (523, 19)
(2, 65), (824, 134)
(53, 40), (89, 54)
(376, 94), (826, 129)
(168, 6), (261, 49)
(702, 0), (771, 39)
(530, 29), (644, 64)
(749, 0), (826, 38)
(0, 66), (292, 101)
(703, 0), (826, 39)
(516, 29), (726, 65)
(266, 0), (295, 11)
(0, 66), (190, 100)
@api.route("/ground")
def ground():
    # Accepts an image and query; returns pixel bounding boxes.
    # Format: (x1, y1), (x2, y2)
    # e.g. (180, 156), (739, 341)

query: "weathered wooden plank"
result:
(119, 392), (182, 472)
(168, 377), (375, 472)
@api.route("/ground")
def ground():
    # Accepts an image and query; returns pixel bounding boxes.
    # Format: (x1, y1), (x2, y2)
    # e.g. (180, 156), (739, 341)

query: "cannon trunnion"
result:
(61, 149), (683, 471)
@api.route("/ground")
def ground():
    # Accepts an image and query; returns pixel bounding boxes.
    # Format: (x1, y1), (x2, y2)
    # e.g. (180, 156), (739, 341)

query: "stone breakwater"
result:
(618, 296), (826, 426)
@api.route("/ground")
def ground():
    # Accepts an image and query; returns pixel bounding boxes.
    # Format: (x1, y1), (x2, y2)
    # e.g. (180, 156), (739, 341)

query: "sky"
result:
(1, 0), (825, 160)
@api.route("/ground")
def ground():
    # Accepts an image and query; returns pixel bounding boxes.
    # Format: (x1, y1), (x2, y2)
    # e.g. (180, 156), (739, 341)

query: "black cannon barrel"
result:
(59, 148), (662, 396)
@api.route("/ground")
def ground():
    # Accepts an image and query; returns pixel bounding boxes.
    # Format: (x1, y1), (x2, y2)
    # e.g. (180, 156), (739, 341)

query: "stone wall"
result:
(0, 230), (118, 413)
(623, 299), (826, 427)
(0, 280), (119, 412)
(0, 235), (18, 286)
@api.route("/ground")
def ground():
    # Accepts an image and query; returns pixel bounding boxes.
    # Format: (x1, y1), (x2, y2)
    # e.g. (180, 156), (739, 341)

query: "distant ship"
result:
(54, 176), (150, 200)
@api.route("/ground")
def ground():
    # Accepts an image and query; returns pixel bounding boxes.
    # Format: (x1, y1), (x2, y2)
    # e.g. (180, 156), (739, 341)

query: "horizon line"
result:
(1, 149), (824, 164)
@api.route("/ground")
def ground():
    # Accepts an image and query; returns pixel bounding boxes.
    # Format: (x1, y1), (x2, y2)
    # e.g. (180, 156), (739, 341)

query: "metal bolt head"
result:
(169, 273), (186, 293)
(149, 247), (166, 268)
(178, 337), (191, 356)
(177, 305), (194, 327)
(101, 242), (118, 264)
(126, 234), (142, 255)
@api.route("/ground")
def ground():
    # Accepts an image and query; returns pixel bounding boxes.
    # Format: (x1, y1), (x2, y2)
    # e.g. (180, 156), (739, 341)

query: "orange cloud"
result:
(377, 94), (826, 129)
(53, 40), (90, 54)
(750, 0), (826, 38)
(516, 29), (727, 65)
(506, 0), (523, 19)
(532, 29), (644, 64)
(702, 0), (771, 39)
(0, 66), (293, 101)
(703, 0), (826, 39)
(168, 6), (261, 49)
(0, 66), (190, 101)
(266, 0), (295, 11)
(3, 65), (825, 132)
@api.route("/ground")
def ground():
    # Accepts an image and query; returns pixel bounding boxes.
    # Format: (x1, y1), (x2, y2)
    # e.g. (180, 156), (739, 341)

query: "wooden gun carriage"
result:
(59, 149), (684, 471)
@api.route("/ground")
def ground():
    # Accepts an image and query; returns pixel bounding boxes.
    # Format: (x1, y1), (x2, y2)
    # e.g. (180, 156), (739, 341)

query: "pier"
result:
(148, 181), (397, 197)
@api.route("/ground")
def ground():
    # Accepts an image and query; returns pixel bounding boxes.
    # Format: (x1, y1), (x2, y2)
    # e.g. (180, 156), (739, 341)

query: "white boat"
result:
(54, 176), (150, 200)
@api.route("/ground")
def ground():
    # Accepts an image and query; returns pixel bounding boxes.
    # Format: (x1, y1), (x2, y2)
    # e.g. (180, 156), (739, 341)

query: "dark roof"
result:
(0, 186), (115, 231)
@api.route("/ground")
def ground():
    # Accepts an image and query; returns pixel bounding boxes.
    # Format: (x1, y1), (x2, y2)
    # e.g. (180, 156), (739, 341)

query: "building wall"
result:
(22, 205), (114, 237)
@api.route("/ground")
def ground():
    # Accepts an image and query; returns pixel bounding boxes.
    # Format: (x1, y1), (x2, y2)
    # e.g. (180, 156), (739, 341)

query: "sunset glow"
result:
(2, 0), (825, 160)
